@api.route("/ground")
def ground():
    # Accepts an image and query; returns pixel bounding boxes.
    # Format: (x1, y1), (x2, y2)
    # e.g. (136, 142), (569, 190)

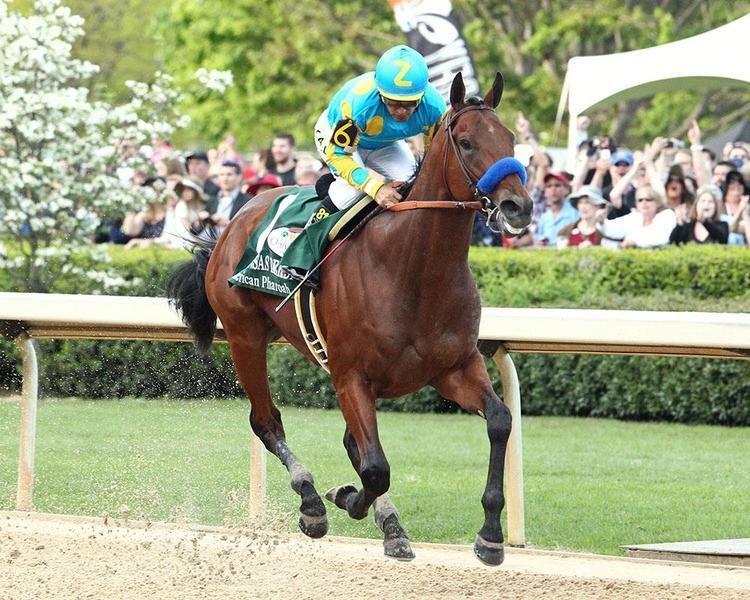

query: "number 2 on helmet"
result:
(393, 60), (413, 87)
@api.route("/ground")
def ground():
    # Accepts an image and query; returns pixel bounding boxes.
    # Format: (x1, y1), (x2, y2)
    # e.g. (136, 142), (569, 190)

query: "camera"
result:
(586, 136), (616, 158)
(664, 138), (685, 150)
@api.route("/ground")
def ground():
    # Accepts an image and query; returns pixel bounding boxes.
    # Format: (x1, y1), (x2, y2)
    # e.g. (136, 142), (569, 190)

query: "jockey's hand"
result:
(375, 183), (402, 208)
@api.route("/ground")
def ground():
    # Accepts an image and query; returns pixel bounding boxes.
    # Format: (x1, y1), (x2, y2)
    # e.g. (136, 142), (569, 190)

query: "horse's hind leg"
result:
(323, 375), (386, 520)
(327, 427), (414, 560)
(433, 351), (511, 566)
(224, 321), (328, 538)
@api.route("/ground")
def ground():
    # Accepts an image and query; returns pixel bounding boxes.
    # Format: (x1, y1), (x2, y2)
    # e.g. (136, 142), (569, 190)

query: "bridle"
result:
(440, 102), (507, 230)
(386, 101), (525, 234)
(442, 104), (497, 201)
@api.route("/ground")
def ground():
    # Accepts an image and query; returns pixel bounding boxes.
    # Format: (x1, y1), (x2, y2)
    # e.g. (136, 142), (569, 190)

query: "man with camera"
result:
(572, 136), (616, 197)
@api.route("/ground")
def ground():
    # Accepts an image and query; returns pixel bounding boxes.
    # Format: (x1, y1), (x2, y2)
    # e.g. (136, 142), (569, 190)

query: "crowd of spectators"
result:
(104, 133), (329, 248)
(472, 113), (750, 250)
(105, 117), (750, 252)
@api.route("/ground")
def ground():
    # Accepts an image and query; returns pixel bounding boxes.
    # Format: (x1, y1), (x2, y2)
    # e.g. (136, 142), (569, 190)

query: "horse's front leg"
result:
(433, 350), (511, 566)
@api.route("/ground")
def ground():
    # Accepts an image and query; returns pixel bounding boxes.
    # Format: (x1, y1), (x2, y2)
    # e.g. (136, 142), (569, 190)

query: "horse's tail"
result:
(166, 234), (217, 356)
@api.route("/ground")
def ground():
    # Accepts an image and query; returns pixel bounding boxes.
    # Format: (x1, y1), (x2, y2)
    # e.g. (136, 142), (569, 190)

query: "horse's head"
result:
(437, 72), (532, 236)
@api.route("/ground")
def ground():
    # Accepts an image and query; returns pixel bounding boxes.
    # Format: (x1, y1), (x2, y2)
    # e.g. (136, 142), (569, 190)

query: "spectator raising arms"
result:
(686, 119), (711, 187)
(599, 184), (676, 249)
(669, 184), (728, 245)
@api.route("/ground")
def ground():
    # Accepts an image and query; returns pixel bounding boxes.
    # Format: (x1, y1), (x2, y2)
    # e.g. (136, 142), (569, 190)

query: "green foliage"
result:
(157, 0), (398, 148)
(13, 0), (747, 148)
(511, 354), (750, 426)
(10, 0), (169, 102)
(469, 245), (750, 306)
(1, 245), (749, 424)
(454, 1), (749, 144)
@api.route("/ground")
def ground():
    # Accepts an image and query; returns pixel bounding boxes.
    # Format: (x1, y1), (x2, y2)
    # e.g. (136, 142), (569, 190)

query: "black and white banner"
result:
(388, 0), (480, 101)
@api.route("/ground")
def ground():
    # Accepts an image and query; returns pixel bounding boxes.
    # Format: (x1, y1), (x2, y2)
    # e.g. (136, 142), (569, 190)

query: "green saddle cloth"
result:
(229, 187), (350, 297)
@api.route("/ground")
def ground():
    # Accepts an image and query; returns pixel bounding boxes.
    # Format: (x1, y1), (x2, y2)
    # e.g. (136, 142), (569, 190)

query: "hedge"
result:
(1, 244), (749, 425)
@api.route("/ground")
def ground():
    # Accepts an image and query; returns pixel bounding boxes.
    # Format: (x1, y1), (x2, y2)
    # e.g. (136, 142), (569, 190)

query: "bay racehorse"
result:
(167, 72), (532, 565)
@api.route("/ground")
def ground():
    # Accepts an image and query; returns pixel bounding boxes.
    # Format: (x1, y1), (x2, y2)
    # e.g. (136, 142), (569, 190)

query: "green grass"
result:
(1, 399), (748, 555)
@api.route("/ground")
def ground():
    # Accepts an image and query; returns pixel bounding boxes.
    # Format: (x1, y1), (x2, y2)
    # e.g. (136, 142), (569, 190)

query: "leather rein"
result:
(386, 103), (499, 215)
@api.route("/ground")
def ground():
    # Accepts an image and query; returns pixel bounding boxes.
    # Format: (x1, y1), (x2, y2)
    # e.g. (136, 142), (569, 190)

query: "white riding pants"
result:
(314, 109), (416, 210)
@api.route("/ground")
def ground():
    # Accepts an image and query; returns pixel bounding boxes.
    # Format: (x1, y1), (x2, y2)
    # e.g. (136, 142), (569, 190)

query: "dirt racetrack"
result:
(2, 511), (749, 599)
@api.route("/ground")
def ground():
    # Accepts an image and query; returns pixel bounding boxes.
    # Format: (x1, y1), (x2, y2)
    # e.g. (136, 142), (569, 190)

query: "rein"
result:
(387, 200), (483, 212)
(386, 103), (507, 227)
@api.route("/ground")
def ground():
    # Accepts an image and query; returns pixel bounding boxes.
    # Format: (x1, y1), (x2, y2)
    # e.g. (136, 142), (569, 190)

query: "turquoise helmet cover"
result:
(374, 45), (429, 101)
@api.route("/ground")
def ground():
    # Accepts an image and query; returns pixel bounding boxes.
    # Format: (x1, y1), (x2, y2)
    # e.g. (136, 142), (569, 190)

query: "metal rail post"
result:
(15, 333), (38, 511)
(248, 434), (267, 520)
(494, 348), (525, 546)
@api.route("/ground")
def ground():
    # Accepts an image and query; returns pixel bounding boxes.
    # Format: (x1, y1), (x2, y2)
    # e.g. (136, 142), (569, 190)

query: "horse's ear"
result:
(484, 72), (504, 109)
(450, 72), (465, 111)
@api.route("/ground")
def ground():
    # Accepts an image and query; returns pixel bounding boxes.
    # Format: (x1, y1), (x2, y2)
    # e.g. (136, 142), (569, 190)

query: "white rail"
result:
(2, 292), (750, 546)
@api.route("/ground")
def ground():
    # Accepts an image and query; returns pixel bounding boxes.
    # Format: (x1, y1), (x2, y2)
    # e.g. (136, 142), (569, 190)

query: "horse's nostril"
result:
(499, 199), (521, 218)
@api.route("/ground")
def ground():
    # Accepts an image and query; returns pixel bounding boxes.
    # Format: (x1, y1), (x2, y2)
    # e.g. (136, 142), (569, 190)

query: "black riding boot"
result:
(306, 195), (339, 227)
(286, 196), (340, 291)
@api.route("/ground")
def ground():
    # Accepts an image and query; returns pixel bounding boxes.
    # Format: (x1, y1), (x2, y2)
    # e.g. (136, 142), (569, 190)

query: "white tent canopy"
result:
(556, 15), (750, 170)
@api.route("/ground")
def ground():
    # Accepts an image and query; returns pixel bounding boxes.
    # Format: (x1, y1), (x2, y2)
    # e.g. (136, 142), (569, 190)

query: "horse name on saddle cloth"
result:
(229, 187), (348, 297)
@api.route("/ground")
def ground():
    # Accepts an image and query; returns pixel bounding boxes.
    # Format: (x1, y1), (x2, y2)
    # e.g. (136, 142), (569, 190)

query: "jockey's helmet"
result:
(375, 45), (429, 102)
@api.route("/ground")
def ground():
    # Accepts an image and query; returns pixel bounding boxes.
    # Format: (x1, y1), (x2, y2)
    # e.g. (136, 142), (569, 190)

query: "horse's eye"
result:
(459, 139), (472, 151)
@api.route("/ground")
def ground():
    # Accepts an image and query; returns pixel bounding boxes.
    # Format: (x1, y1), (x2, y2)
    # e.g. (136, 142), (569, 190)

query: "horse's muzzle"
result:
(497, 196), (532, 237)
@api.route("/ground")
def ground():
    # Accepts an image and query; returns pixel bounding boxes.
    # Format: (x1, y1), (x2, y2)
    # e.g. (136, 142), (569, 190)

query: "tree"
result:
(0, 0), (208, 292)
(158, 0), (749, 149)
(10, 0), (171, 102)
(457, 0), (750, 144)
(158, 0), (399, 149)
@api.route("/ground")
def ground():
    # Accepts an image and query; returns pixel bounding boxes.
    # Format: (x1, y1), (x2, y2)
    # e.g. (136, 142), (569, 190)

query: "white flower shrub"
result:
(194, 68), (234, 93)
(0, 0), (229, 293)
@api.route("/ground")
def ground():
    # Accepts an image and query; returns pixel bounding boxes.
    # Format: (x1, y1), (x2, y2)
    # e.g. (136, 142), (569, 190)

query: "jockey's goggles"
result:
(380, 96), (420, 110)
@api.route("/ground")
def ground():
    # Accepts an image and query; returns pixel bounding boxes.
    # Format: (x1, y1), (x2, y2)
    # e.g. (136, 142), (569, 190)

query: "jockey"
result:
(310, 45), (446, 224)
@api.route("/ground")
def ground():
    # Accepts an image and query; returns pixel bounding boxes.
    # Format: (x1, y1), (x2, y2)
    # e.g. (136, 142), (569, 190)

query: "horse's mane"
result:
(396, 97), (485, 201)
(396, 155), (424, 201)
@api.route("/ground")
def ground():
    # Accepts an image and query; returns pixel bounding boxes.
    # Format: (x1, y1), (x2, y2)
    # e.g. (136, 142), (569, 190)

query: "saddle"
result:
(229, 185), (375, 297)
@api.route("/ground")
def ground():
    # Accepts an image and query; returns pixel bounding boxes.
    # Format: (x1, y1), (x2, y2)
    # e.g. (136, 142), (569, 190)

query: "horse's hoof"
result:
(298, 512), (328, 539)
(324, 484), (357, 510)
(474, 535), (505, 566)
(384, 537), (415, 561)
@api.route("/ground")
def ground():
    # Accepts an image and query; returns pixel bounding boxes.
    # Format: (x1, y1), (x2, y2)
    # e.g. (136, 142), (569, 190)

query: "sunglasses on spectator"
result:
(636, 196), (655, 203)
(614, 161), (630, 167)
